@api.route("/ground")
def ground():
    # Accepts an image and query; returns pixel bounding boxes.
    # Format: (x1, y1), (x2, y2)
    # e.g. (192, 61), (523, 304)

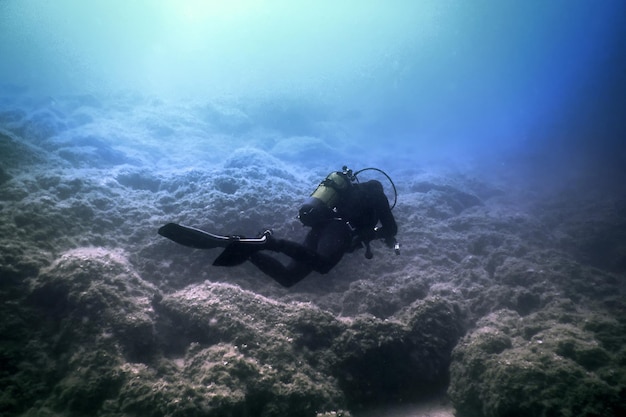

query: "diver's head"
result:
(298, 197), (334, 227)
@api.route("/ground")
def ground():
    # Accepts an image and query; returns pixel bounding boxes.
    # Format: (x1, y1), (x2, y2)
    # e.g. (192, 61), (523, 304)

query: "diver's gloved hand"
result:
(375, 227), (399, 254)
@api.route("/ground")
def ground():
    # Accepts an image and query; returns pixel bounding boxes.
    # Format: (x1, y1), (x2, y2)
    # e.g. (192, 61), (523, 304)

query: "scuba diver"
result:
(158, 166), (399, 288)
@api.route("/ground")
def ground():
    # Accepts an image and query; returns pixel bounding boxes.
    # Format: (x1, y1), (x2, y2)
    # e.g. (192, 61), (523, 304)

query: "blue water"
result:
(1, 0), (625, 183)
(2, 3), (626, 415)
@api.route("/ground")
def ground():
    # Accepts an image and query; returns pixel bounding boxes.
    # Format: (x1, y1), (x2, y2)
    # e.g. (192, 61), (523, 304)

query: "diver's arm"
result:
(366, 180), (397, 243)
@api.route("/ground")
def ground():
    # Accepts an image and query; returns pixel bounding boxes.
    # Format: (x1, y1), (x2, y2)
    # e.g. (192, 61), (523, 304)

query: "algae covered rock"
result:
(8, 245), (462, 416)
(151, 284), (462, 415)
(29, 247), (159, 362)
(333, 297), (462, 407)
(151, 283), (345, 416)
(448, 308), (626, 417)
(2, 247), (157, 416)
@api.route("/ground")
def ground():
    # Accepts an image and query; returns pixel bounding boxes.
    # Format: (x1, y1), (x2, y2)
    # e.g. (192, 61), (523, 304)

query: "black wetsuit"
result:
(250, 180), (397, 287)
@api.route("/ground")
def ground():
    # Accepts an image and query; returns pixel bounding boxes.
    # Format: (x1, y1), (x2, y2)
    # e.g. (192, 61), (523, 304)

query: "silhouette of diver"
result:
(159, 166), (399, 288)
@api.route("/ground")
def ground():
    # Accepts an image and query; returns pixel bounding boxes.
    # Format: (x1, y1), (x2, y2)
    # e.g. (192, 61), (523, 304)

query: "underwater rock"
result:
(568, 208), (626, 274)
(0, 165), (11, 185)
(0, 129), (49, 170)
(340, 271), (431, 319)
(153, 284), (462, 414)
(333, 297), (463, 407)
(222, 147), (297, 182)
(115, 168), (162, 192)
(0, 248), (158, 416)
(270, 136), (344, 167)
(135, 283), (346, 416)
(535, 191), (626, 274)
(340, 280), (400, 318)
(410, 182), (482, 219)
(52, 134), (137, 168)
(28, 247), (159, 361)
(448, 308), (626, 417)
(2, 93), (625, 416)
(15, 107), (69, 142)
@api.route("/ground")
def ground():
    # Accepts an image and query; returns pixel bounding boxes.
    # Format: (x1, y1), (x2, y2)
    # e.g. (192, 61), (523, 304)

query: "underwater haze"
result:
(2, 0), (625, 170)
(2, 1), (626, 417)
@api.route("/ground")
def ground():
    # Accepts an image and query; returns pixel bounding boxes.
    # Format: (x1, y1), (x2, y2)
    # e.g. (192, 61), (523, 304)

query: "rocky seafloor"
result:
(1, 93), (625, 416)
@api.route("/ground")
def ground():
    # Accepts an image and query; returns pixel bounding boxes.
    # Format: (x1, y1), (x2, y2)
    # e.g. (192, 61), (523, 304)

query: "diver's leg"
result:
(272, 220), (351, 274)
(248, 253), (312, 288)
(217, 221), (350, 286)
(312, 220), (352, 273)
(247, 229), (319, 287)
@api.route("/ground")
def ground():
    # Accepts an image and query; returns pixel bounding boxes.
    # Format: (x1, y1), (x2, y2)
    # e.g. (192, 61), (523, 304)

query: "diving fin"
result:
(158, 223), (232, 249)
(158, 223), (270, 250)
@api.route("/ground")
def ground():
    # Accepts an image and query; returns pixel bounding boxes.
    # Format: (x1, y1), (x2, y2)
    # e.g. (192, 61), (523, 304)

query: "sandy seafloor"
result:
(1, 92), (625, 417)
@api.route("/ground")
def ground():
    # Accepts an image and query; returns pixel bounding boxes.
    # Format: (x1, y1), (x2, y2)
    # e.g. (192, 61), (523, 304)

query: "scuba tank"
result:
(297, 165), (398, 227)
(310, 171), (352, 209)
(298, 169), (353, 226)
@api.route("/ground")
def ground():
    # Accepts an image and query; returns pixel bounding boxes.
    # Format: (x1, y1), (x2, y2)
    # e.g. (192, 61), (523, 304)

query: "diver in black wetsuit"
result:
(213, 167), (399, 287)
